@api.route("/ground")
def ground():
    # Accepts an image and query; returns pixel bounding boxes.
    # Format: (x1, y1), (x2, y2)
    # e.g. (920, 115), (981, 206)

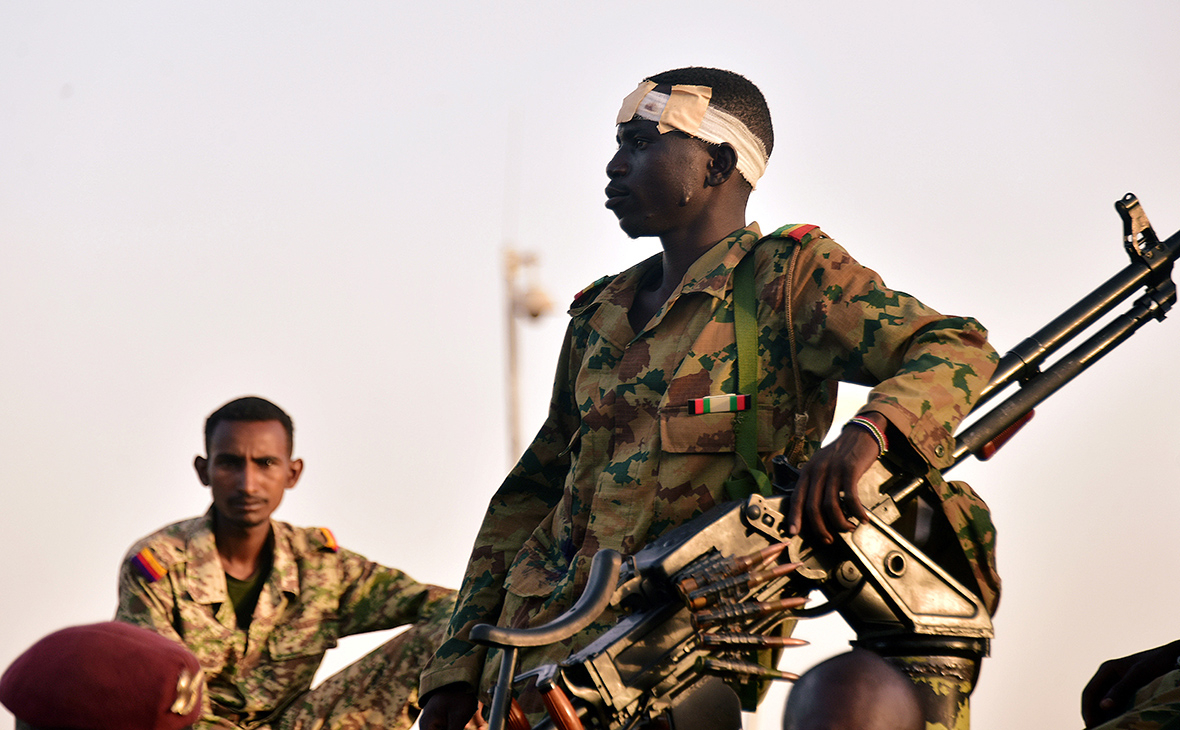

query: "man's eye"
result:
(260, 458), (277, 467)
(633, 138), (648, 149)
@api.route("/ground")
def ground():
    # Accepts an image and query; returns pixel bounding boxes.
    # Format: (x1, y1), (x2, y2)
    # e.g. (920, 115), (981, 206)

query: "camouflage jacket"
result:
(420, 224), (999, 701)
(116, 508), (455, 729)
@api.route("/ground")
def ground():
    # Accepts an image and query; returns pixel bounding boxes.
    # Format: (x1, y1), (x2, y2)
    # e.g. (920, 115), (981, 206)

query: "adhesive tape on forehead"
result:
(615, 81), (768, 187)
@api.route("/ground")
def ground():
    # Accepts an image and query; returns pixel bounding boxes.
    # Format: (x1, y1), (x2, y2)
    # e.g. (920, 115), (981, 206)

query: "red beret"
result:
(0, 622), (203, 730)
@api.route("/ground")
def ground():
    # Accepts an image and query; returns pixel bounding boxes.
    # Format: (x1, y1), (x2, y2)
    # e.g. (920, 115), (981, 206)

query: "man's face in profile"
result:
(605, 117), (714, 239)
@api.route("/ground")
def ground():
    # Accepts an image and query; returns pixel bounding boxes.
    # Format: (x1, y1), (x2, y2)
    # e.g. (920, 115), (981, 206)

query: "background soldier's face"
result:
(196, 420), (300, 530)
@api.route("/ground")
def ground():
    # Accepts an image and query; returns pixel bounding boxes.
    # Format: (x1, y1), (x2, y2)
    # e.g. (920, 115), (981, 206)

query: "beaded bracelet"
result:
(846, 416), (888, 458)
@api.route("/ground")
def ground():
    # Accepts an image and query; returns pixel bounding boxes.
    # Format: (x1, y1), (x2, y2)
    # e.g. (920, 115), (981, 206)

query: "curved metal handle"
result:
(470, 549), (622, 648)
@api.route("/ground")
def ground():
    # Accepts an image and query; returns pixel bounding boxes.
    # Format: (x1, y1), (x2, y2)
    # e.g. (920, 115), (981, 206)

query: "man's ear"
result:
(286, 458), (304, 490)
(194, 455), (210, 486)
(705, 143), (738, 187)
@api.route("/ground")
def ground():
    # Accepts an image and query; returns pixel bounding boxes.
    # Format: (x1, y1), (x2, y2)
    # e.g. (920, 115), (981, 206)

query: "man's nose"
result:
(242, 463), (264, 493)
(606, 149), (627, 179)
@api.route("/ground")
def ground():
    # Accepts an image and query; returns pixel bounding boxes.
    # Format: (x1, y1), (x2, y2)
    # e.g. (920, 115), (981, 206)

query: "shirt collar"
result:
(184, 507), (300, 604)
(269, 524), (300, 596)
(574, 223), (763, 314)
(678, 223), (763, 299)
(185, 509), (227, 605)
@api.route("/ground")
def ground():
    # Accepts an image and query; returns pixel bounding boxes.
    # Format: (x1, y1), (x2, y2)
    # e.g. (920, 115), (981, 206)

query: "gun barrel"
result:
(973, 226), (1180, 412)
(952, 227), (1179, 464)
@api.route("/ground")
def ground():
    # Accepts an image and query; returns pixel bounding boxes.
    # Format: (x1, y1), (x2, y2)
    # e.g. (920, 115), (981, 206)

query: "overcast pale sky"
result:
(3, 3), (1179, 729)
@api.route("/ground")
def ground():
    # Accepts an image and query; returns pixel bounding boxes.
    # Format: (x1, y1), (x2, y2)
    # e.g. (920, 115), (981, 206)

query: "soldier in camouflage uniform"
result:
(117, 396), (461, 730)
(1082, 640), (1180, 730)
(419, 68), (1000, 730)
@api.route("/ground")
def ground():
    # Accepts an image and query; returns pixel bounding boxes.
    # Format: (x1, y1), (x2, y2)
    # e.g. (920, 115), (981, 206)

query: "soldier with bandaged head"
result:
(418, 67), (1000, 729)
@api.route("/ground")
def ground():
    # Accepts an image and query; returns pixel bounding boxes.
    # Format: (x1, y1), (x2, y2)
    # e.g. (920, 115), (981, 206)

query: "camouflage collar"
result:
(269, 526), (300, 597)
(677, 223), (763, 300)
(573, 251), (662, 316)
(184, 510), (228, 605)
(571, 223), (763, 317)
(184, 508), (300, 605)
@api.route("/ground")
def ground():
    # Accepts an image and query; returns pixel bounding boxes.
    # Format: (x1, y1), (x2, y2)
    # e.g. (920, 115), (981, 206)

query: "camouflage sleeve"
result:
(114, 551), (183, 644)
(114, 549), (221, 726)
(334, 549), (456, 637)
(419, 324), (581, 697)
(790, 234), (999, 469)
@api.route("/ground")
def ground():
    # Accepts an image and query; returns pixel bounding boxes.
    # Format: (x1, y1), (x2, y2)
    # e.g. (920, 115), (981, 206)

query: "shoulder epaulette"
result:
(570, 275), (613, 308)
(314, 527), (340, 553)
(130, 547), (168, 583)
(771, 223), (820, 243)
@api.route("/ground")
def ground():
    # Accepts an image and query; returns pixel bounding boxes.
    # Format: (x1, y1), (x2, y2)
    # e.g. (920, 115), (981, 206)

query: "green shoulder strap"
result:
(723, 250), (774, 501)
(724, 247), (795, 713)
(723, 238), (810, 711)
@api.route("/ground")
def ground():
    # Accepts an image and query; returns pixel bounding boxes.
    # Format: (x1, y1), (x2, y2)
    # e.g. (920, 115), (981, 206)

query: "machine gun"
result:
(470, 194), (1180, 730)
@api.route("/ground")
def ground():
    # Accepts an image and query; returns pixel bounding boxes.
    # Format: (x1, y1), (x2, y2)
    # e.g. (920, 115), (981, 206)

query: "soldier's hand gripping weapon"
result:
(471, 194), (1180, 730)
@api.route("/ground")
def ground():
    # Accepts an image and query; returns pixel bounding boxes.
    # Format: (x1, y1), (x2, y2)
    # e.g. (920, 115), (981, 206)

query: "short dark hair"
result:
(203, 396), (294, 455)
(645, 67), (774, 159)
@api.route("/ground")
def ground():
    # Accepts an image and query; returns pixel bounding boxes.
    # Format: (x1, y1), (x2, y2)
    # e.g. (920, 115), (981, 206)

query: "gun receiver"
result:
(471, 194), (1178, 730)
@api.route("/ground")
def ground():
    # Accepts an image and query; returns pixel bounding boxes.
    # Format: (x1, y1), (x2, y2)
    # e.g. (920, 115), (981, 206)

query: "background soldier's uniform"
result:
(420, 223), (1001, 708)
(1089, 670), (1180, 730)
(117, 509), (455, 730)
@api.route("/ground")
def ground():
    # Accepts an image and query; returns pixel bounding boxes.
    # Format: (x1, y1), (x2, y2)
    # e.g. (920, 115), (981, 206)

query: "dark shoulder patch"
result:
(130, 547), (168, 583)
(570, 275), (613, 308)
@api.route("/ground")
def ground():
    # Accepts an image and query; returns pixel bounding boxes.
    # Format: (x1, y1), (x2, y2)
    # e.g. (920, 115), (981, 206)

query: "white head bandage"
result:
(616, 81), (769, 187)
